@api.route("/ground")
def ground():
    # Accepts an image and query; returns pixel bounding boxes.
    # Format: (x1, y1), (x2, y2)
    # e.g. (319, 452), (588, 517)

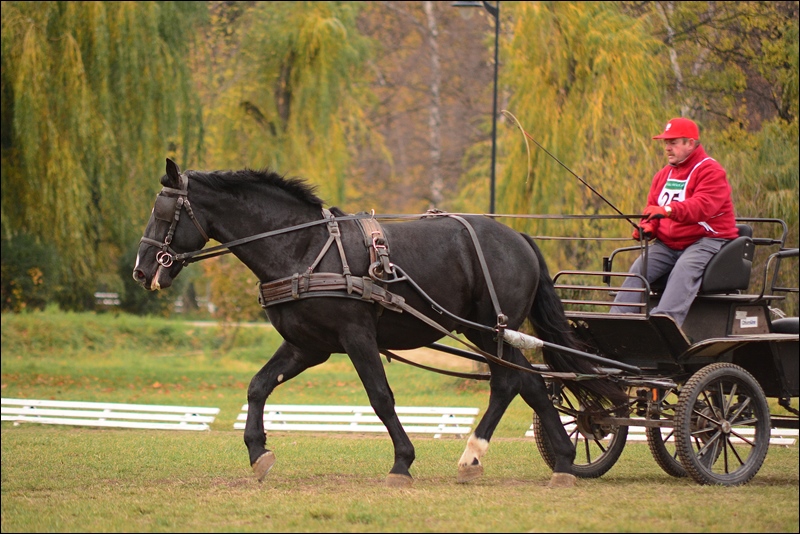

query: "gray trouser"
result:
(609, 238), (728, 326)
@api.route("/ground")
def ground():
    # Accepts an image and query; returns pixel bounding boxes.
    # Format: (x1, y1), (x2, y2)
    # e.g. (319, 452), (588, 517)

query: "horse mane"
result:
(186, 168), (325, 208)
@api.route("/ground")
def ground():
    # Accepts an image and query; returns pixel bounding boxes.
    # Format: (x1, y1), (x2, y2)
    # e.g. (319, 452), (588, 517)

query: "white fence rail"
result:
(235, 404), (479, 438)
(1, 398), (219, 431)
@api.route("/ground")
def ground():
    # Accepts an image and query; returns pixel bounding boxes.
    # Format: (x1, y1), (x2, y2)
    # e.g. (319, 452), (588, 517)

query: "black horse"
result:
(134, 159), (625, 487)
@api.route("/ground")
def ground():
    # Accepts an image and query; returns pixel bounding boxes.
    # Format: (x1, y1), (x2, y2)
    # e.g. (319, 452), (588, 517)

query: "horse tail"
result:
(521, 233), (627, 409)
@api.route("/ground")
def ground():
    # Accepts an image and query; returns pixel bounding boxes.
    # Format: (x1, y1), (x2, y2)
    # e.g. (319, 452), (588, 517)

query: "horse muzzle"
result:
(132, 265), (169, 291)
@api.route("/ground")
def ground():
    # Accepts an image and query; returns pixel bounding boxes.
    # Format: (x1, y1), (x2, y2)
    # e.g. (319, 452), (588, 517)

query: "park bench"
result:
(234, 403), (479, 438)
(525, 417), (798, 446)
(1, 398), (219, 431)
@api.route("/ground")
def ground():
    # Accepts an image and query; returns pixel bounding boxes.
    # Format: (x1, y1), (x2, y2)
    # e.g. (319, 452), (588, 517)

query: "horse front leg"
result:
(343, 336), (415, 487)
(244, 341), (330, 481)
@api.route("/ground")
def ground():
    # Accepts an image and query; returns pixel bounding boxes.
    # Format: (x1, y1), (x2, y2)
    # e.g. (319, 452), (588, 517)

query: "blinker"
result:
(153, 194), (179, 222)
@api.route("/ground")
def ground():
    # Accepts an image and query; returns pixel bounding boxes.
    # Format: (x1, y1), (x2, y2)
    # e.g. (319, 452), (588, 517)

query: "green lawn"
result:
(2, 310), (798, 532)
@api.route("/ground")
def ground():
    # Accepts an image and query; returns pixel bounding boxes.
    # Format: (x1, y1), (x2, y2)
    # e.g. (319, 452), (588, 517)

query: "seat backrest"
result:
(649, 224), (754, 295)
(699, 224), (754, 294)
(735, 223), (753, 238)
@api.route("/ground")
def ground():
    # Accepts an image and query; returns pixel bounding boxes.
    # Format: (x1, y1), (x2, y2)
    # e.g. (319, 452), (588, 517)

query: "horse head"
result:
(132, 158), (209, 290)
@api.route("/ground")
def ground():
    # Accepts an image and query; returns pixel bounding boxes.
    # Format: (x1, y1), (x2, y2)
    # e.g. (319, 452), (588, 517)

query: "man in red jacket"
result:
(609, 117), (739, 327)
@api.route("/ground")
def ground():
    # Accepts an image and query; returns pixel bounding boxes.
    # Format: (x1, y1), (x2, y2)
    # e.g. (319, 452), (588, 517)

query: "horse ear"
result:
(165, 158), (182, 186)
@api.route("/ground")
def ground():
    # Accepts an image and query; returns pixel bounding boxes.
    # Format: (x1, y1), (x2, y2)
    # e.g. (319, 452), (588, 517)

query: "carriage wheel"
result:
(674, 363), (770, 486)
(645, 387), (687, 478)
(532, 383), (628, 478)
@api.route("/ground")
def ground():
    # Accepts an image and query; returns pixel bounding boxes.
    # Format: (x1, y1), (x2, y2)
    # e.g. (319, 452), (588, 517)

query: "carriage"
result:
(520, 215), (797, 486)
(419, 213), (798, 486)
(134, 158), (798, 488)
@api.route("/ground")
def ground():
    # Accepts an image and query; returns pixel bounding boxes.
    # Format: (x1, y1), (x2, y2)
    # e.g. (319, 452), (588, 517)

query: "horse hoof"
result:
(547, 472), (576, 488)
(457, 464), (484, 483)
(253, 451), (276, 482)
(385, 473), (413, 488)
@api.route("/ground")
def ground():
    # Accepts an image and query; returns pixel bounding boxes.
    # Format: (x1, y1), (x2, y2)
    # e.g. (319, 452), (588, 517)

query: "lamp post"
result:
(454, 1), (499, 214)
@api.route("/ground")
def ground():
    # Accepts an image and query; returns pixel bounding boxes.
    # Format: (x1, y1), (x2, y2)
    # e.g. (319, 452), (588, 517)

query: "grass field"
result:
(2, 310), (799, 532)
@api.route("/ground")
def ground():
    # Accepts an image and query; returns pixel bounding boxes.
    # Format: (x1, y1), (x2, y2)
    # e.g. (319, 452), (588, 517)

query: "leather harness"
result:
(256, 209), (588, 381)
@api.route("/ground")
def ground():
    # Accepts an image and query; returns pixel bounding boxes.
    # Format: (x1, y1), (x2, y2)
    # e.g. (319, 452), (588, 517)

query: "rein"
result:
(140, 178), (639, 379)
(147, 210), (638, 269)
(255, 213), (626, 380)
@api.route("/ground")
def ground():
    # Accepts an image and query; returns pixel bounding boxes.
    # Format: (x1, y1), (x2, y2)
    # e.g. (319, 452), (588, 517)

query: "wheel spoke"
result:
(728, 429), (757, 447)
(722, 383), (738, 416)
(726, 438), (747, 466)
(692, 405), (721, 426)
(728, 397), (751, 423)
(698, 433), (723, 468)
(693, 428), (723, 456)
(722, 437), (730, 473)
(570, 429), (580, 447)
(592, 438), (608, 454)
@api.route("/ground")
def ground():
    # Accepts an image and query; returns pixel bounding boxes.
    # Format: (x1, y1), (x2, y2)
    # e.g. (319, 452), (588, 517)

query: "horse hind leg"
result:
(517, 370), (577, 488)
(458, 337), (521, 483)
(244, 341), (330, 481)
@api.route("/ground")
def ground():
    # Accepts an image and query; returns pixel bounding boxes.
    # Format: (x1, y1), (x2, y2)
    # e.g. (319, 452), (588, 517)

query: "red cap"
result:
(653, 118), (699, 140)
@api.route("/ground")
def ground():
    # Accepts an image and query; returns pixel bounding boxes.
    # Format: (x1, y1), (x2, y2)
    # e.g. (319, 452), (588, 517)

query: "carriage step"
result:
(235, 404), (479, 438)
(1, 398), (220, 431)
(525, 417), (798, 446)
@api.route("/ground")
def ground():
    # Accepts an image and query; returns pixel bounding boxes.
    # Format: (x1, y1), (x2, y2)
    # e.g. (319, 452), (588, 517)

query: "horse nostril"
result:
(133, 269), (146, 282)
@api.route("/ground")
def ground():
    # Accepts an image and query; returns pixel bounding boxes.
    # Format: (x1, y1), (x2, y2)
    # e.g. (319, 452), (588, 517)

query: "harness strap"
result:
(447, 215), (508, 360)
(449, 215), (505, 326)
(257, 272), (591, 381)
(182, 198), (209, 242)
(259, 272), (406, 312)
(379, 349), (491, 381)
(357, 215), (393, 278)
(305, 209), (354, 293)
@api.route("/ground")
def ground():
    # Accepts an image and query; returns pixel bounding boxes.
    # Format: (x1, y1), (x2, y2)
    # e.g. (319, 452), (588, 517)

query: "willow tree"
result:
(1, 1), (205, 309)
(632, 0), (799, 310)
(200, 1), (379, 207)
(454, 2), (669, 271)
(639, 1), (799, 237)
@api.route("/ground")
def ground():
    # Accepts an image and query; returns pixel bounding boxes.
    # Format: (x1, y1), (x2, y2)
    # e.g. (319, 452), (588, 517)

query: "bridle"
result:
(139, 173), (209, 268)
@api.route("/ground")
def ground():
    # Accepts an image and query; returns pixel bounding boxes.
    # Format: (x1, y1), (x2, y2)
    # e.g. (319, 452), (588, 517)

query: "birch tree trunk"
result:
(423, 1), (444, 207)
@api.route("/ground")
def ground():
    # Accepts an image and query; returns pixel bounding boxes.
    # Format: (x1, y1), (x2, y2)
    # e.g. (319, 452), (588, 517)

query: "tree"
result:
(194, 1), (377, 208)
(626, 1), (799, 310)
(354, 1), (494, 213)
(634, 1), (799, 129)
(1, 1), (205, 309)
(452, 2), (669, 270)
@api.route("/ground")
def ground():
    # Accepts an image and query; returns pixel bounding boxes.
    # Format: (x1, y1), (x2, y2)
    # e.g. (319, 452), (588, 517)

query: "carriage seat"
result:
(771, 317), (799, 334)
(651, 224), (754, 295)
(698, 224), (754, 294)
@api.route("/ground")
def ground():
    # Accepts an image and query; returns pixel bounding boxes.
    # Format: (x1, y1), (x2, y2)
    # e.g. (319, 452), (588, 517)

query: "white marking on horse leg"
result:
(458, 433), (489, 467)
(277, 374), (284, 383)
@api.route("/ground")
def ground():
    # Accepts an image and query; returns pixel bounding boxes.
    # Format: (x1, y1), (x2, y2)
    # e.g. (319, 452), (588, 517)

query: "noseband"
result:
(140, 173), (209, 267)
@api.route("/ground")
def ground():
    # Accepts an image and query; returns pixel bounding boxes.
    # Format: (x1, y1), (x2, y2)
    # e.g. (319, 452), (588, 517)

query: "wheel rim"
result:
(533, 390), (628, 478)
(646, 387), (687, 478)
(675, 363), (770, 486)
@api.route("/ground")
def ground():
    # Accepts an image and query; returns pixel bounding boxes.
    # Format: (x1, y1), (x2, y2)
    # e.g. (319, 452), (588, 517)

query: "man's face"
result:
(663, 138), (695, 165)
